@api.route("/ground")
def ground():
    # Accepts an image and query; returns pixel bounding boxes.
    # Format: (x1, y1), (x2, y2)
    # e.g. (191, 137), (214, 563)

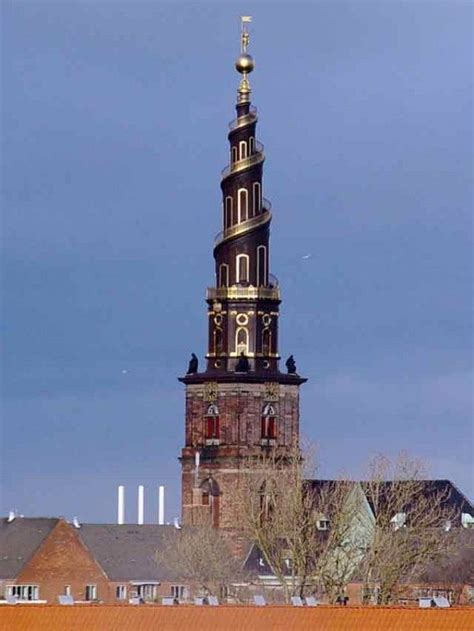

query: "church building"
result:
(179, 19), (306, 529)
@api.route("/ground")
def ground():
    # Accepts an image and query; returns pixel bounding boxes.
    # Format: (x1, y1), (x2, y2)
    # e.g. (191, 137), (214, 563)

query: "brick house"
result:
(0, 518), (186, 604)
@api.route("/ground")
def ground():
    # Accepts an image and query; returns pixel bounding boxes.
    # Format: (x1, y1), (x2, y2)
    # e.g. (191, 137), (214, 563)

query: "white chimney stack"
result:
(117, 486), (125, 525)
(138, 485), (144, 525)
(158, 485), (165, 525)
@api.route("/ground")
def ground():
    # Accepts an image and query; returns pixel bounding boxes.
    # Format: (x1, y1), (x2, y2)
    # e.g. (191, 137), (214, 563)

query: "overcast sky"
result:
(2, 1), (472, 524)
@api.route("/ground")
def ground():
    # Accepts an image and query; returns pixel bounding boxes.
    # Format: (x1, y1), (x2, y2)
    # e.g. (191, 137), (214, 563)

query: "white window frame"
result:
(171, 585), (187, 600)
(239, 140), (248, 160)
(85, 584), (97, 601)
(225, 196), (233, 228)
(137, 583), (157, 602)
(219, 263), (229, 287)
(7, 585), (39, 601)
(249, 136), (255, 154)
(116, 585), (127, 600)
(236, 253), (249, 283)
(235, 326), (249, 355)
(232, 146), (238, 163)
(64, 585), (72, 597)
(257, 245), (267, 286)
(253, 181), (261, 215)
(238, 188), (248, 223)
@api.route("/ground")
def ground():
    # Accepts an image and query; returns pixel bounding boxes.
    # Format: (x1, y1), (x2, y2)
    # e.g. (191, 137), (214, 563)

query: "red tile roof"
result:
(1, 605), (473, 631)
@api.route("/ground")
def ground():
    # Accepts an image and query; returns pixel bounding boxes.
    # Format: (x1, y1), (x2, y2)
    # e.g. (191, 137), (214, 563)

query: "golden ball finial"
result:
(235, 53), (254, 74)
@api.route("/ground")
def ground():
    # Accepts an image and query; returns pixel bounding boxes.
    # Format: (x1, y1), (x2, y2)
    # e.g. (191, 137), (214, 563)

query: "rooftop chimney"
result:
(158, 485), (165, 525)
(117, 486), (125, 525)
(138, 485), (144, 525)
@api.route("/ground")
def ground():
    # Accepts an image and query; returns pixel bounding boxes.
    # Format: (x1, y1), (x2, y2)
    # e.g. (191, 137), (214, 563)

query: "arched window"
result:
(235, 327), (249, 355)
(205, 403), (220, 441)
(261, 403), (276, 440)
(239, 140), (248, 160)
(257, 245), (267, 286)
(219, 263), (229, 287)
(200, 478), (220, 528)
(214, 328), (223, 355)
(236, 253), (249, 283)
(249, 136), (255, 154)
(225, 197), (233, 229)
(232, 146), (238, 163)
(253, 182), (261, 215)
(238, 188), (248, 223)
(262, 328), (271, 355)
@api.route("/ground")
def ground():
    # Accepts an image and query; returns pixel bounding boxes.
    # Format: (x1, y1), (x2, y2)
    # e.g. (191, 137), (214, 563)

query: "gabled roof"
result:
(305, 479), (473, 524)
(0, 517), (59, 578)
(78, 524), (180, 581)
(359, 480), (473, 522)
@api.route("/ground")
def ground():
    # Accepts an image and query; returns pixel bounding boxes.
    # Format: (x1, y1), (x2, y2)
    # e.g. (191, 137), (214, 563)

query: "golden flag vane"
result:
(241, 16), (252, 53)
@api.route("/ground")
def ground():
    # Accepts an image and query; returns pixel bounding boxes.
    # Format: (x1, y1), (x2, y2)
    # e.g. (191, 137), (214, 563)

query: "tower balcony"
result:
(228, 105), (257, 131)
(221, 140), (264, 180)
(214, 200), (272, 247)
(207, 276), (280, 302)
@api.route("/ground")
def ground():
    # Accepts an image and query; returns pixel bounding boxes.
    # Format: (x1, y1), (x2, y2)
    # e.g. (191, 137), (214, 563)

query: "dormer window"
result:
(261, 403), (276, 441)
(391, 512), (407, 531)
(317, 519), (330, 531)
(205, 404), (220, 444)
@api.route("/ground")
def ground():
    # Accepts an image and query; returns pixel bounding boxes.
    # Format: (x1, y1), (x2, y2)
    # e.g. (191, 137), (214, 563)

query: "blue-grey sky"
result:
(2, 1), (472, 524)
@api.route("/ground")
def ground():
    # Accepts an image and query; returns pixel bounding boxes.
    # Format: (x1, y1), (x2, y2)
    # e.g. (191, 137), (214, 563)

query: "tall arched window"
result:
(262, 328), (271, 355)
(232, 146), (238, 163)
(219, 263), (229, 287)
(214, 328), (223, 355)
(249, 136), (255, 154)
(238, 188), (248, 223)
(236, 253), (249, 283)
(205, 403), (220, 441)
(253, 182), (261, 215)
(200, 478), (220, 528)
(261, 403), (276, 440)
(239, 140), (248, 160)
(225, 197), (233, 229)
(235, 327), (249, 355)
(257, 245), (267, 286)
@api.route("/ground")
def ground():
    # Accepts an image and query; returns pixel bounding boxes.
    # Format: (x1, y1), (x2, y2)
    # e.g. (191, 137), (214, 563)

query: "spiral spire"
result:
(202, 17), (281, 375)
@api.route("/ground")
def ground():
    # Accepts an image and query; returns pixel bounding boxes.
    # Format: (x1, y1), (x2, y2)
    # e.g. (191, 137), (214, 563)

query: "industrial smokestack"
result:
(117, 486), (125, 525)
(138, 485), (144, 525)
(158, 486), (165, 525)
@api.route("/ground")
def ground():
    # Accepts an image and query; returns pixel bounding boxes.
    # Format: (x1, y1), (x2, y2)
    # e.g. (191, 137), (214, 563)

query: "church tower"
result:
(179, 18), (306, 529)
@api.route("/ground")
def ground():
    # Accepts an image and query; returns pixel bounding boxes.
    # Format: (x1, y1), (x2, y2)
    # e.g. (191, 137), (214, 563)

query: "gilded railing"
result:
(207, 284), (280, 301)
(221, 140), (264, 180)
(214, 207), (271, 247)
(228, 105), (257, 131)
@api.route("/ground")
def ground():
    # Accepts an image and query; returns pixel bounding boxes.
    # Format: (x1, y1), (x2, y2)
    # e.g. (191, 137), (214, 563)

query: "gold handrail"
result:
(207, 285), (281, 301)
(221, 140), (264, 180)
(228, 105), (257, 131)
(214, 209), (271, 247)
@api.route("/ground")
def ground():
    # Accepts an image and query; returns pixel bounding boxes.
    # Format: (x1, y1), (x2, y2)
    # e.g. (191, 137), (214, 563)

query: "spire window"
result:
(257, 245), (267, 286)
(253, 182), (261, 215)
(219, 263), (229, 287)
(232, 146), (238, 163)
(225, 197), (233, 229)
(249, 136), (255, 154)
(238, 188), (248, 223)
(235, 327), (249, 356)
(239, 140), (248, 160)
(236, 253), (249, 283)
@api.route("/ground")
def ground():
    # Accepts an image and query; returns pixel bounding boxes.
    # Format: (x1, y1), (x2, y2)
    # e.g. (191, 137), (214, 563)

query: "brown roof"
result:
(1, 605), (473, 631)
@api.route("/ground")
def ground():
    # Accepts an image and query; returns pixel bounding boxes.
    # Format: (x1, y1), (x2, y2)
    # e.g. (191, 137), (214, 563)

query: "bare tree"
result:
(156, 525), (245, 600)
(361, 453), (456, 605)
(236, 442), (366, 602)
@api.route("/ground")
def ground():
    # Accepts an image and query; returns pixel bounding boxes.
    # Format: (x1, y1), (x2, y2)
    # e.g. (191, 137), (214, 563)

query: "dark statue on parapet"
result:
(285, 355), (297, 374)
(187, 353), (198, 374)
(235, 352), (250, 373)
